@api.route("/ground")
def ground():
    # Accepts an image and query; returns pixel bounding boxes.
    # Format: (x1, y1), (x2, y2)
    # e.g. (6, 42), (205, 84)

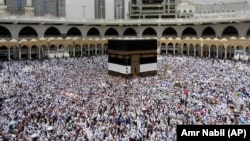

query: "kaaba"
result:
(108, 38), (157, 77)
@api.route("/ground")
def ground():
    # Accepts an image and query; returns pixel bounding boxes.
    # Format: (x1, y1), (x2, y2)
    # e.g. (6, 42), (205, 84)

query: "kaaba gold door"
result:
(131, 55), (140, 76)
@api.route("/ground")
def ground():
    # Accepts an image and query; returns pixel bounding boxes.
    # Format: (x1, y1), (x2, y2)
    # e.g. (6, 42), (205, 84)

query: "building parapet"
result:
(0, 11), (250, 25)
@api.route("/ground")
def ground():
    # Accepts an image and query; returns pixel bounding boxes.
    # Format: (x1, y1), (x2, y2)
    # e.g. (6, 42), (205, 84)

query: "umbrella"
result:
(47, 126), (53, 131)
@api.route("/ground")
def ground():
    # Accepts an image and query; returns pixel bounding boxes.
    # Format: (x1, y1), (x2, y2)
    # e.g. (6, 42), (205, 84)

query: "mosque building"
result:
(0, 0), (249, 61)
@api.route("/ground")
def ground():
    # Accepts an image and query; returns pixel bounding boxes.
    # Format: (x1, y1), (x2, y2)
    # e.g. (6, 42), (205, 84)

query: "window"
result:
(15, 0), (22, 10)
(41, 1), (48, 13)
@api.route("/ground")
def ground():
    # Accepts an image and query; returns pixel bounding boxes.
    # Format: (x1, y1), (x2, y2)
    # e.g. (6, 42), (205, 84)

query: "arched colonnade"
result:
(159, 37), (250, 60)
(1, 37), (250, 61)
(0, 37), (108, 60)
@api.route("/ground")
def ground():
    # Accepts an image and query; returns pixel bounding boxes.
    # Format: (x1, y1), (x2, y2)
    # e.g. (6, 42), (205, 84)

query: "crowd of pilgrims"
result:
(0, 55), (250, 141)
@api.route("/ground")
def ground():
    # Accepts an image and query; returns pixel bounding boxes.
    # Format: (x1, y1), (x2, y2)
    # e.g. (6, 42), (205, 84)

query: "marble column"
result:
(224, 47), (227, 59)
(229, 46), (232, 59)
(208, 47), (211, 58)
(101, 44), (104, 55)
(47, 48), (50, 58)
(88, 46), (90, 56)
(181, 45), (183, 55)
(80, 46), (83, 56)
(18, 49), (21, 61)
(216, 47), (219, 58)
(7, 48), (10, 61)
(244, 47), (247, 59)
(194, 46), (196, 56)
(95, 46), (97, 55)
(73, 47), (76, 57)
(38, 48), (41, 59)
(157, 43), (161, 55)
(173, 44), (176, 55)
(201, 45), (203, 57)
(28, 48), (31, 59)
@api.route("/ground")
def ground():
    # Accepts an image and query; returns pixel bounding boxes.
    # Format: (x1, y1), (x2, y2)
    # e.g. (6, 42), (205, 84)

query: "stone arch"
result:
(183, 43), (188, 55)
(20, 45), (29, 59)
(142, 27), (157, 37)
(96, 43), (102, 55)
(89, 44), (95, 55)
(82, 43), (88, 55)
(160, 42), (167, 55)
(222, 26), (238, 37)
(162, 27), (177, 37)
(182, 27), (197, 38)
(49, 45), (57, 58)
(210, 44), (217, 58)
(227, 45), (235, 59)
(0, 26), (11, 39)
(175, 43), (182, 55)
(189, 43), (195, 56)
(196, 44), (202, 57)
(218, 44), (225, 59)
(246, 46), (250, 56)
(9, 46), (19, 60)
(57, 44), (65, 58)
(203, 44), (209, 57)
(103, 43), (108, 54)
(246, 28), (250, 37)
(235, 45), (244, 60)
(167, 43), (174, 55)
(202, 27), (216, 38)
(236, 45), (244, 51)
(104, 28), (119, 37)
(87, 27), (100, 37)
(123, 28), (137, 36)
(74, 44), (82, 57)
(44, 27), (61, 37)
(31, 45), (39, 59)
(40, 45), (47, 59)
(19, 26), (38, 40)
(67, 27), (82, 38)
